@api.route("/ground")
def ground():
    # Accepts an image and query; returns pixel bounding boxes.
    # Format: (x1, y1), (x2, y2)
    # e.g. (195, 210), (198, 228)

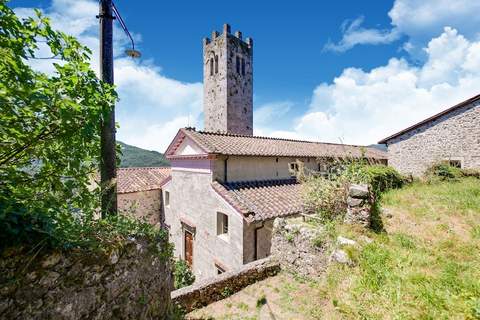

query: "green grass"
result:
(189, 178), (480, 319)
(321, 177), (480, 319)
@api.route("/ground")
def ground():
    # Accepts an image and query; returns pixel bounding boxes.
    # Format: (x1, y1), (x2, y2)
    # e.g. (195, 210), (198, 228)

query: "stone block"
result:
(349, 184), (369, 199)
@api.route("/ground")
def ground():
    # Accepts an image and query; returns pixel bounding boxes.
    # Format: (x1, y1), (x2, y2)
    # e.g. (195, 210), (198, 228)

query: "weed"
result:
(256, 295), (267, 308)
(237, 302), (249, 311)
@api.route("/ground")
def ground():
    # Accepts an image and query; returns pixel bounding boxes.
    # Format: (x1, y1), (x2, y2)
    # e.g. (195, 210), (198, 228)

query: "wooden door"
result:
(184, 231), (193, 267)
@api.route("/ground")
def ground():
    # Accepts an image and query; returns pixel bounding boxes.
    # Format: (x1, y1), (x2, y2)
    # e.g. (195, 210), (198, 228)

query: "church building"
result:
(161, 24), (387, 280)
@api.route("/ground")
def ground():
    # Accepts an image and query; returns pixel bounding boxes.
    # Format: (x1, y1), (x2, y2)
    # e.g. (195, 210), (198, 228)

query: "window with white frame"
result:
(217, 212), (228, 236)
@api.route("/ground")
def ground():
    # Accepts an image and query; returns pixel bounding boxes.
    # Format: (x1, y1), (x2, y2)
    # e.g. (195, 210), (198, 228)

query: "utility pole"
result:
(99, 0), (117, 217)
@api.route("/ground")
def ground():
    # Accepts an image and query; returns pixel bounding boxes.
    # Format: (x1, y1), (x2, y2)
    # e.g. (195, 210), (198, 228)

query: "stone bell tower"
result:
(203, 23), (253, 135)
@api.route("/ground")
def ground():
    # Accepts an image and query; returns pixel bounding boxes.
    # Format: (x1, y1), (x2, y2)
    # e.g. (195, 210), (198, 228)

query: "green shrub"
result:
(302, 176), (347, 221)
(303, 162), (404, 220)
(174, 259), (195, 289)
(425, 162), (463, 181)
(341, 163), (404, 198)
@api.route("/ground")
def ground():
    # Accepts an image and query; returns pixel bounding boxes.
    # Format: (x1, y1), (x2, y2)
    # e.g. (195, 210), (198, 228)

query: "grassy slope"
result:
(118, 141), (170, 168)
(190, 178), (480, 319)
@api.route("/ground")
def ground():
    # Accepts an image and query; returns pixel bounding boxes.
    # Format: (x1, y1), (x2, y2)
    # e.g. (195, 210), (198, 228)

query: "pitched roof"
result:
(167, 128), (387, 160)
(117, 167), (171, 193)
(379, 93), (480, 144)
(212, 179), (303, 222)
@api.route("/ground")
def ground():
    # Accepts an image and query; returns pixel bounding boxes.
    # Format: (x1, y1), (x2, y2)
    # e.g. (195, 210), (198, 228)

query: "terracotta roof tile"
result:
(175, 128), (387, 159)
(117, 167), (171, 193)
(212, 179), (303, 222)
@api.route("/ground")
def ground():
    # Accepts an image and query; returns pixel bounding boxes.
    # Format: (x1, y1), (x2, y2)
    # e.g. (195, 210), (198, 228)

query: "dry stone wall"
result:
(0, 238), (172, 320)
(344, 184), (372, 227)
(271, 218), (331, 277)
(171, 258), (279, 313)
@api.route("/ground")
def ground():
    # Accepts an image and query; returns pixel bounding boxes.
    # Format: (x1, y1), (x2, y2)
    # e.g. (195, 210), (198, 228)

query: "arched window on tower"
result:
(236, 56), (240, 74)
(241, 58), (245, 76)
(210, 58), (214, 76)
(215, 55), (219, 74)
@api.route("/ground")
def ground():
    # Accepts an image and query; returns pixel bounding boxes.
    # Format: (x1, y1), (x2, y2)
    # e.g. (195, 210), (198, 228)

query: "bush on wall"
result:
(174, 259), (195, 289)
(302, 161), (405, 221)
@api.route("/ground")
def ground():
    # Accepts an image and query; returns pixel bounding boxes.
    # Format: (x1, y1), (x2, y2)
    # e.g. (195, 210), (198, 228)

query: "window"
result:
(164, 191), (170, 207)
(217, 212), (228, 235)
(215, 263), (226, 275)
(214, 55), (219, 74)
(210, 58), (214, 76)
(448, 160), (462, 168)
(241, 58), (245, 76)
(236, 56), (240, 74)
(289, 162), (300, 177)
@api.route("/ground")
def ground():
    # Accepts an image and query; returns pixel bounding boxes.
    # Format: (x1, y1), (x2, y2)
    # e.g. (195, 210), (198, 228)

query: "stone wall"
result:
(118, 189), (162, 226)
(0, 238), (172, 320)
(163, 169), (245, 280)
(386, 99), (480, 176)
(270, 217), (331, 277)
(171, 258), (280, 313)
(344, 184), (372, 227)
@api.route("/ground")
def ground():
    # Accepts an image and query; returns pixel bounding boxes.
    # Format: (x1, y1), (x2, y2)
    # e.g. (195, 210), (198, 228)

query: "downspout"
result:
(224, 156), (229, 183)
(254, 222), (264, 261)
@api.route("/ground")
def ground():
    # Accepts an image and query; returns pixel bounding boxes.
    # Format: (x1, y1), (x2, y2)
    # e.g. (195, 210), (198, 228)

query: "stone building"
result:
(117, 167), (171, 226)
(203, 23), (253, 135)
(161, 23), (387, 280)
(379, 94), (480, 176)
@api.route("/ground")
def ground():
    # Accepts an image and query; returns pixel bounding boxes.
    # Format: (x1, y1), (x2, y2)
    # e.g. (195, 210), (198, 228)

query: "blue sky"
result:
(12, 0), (480, 151)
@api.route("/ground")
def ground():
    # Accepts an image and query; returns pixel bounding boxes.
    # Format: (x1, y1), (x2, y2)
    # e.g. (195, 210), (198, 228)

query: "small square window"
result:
(289, 162), (299, 176)
(165, 191), (170, 207)
(448, 160), (462, 168)
(217, 212), (228, 236)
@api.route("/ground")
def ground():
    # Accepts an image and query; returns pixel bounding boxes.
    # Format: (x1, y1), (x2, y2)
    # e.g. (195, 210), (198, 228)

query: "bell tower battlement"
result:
(203, 23), (253, 135)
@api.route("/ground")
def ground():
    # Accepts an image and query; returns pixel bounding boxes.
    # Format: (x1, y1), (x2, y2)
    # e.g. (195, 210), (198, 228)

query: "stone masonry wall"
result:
(203, 24), (253, 135)
(171, 258), (279, 313)
(163, 169), (245, 281)
(118, 189), (162, 226)
(271, 217), (330, 277)
(0, 238), (172, 320)
(387, 99), (480, 176)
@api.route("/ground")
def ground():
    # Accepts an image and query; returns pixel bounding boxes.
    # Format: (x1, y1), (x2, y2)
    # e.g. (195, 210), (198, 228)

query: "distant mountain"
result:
(118, 141), (170, 168)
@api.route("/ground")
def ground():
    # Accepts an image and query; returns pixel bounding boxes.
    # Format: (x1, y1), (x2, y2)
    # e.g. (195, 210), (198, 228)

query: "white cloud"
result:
(327, 0), (480, 54)
(389, 0), (480, 40)
(266, 27), (480, 145)
(121, 116), (197, 152)
(324, 16), (401, 52)
(15, 0), (202, 153)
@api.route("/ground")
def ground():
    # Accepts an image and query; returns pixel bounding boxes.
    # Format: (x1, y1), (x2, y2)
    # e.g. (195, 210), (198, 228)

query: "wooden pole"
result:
(99, 0), (117, 217)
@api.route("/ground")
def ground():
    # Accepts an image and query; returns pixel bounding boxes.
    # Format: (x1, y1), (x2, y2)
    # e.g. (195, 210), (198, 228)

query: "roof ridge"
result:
(223, 178), (298, 189)
(379, 93), (480, 143)
(185, 127), (380, 149)
(118, 166), (170, 170)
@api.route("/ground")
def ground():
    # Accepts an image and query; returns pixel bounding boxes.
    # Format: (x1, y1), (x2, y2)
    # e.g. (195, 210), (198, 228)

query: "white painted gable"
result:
(176, 137), (205, 155)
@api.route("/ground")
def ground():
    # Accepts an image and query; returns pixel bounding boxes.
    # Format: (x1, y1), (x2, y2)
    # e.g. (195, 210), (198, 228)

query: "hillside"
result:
(190, 178), (480, 319)
(118, 141), (170, 168)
